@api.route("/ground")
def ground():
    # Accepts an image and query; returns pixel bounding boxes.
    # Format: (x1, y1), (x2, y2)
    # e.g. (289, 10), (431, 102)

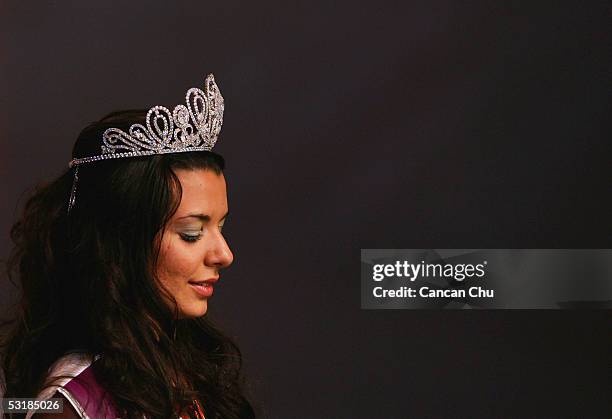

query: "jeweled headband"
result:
(67, 73), (224, 213)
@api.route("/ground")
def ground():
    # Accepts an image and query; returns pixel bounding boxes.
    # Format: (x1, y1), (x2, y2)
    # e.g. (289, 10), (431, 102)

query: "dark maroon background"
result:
(1, 1), (610, 417)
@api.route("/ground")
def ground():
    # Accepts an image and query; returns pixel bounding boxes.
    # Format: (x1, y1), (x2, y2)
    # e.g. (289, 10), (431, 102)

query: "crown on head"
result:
(68, 73), (224, 168)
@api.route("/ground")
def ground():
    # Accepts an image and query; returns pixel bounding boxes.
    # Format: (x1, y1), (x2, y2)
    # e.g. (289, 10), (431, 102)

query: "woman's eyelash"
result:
(180, 224), (225, 242)
(180, 233), (202, 243)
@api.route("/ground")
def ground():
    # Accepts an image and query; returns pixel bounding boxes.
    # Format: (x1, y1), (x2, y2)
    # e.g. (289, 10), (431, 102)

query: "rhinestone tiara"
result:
(68, 73), (224, 168)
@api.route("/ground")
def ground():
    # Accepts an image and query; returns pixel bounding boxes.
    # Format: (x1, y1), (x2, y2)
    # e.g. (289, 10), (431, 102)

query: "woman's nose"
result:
(205, 231), (233, 269)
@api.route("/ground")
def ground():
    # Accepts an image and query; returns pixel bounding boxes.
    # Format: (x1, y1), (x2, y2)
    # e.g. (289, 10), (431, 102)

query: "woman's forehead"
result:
(173, 169), (227, 217)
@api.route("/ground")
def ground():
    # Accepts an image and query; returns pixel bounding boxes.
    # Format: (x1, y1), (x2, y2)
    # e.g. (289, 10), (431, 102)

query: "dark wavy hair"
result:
(0, 110), (255, 418)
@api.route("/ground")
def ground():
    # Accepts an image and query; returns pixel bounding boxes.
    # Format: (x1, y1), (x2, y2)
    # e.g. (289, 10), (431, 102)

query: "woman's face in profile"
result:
(156, 168), (233, 318)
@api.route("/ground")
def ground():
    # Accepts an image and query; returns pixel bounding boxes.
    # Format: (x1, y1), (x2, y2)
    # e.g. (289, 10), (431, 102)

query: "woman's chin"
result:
(178, 300), (208, 319)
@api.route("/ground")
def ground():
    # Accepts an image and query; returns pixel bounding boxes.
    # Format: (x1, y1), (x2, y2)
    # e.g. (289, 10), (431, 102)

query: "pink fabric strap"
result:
(64, 363), (119, 418)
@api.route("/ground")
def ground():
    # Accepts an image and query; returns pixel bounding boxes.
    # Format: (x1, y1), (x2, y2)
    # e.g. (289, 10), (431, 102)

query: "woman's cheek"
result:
(158, 238), (184, 278)
(168, 241), (201, 276)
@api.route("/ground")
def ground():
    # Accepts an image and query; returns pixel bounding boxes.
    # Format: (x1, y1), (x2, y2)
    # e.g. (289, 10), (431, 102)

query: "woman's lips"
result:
(188, 278), (218, 297)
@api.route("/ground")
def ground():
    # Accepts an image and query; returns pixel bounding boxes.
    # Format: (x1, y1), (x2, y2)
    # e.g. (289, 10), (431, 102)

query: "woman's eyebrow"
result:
(178, 211), (229, 221)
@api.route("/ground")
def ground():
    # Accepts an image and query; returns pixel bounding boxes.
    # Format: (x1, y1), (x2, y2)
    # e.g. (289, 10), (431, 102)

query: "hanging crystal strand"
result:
(67, 165), (79, 214)
(193, 399), (206, 418)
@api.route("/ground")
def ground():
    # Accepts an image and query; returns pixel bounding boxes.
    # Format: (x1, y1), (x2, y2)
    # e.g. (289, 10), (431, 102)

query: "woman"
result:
(0, 74), (255, 418)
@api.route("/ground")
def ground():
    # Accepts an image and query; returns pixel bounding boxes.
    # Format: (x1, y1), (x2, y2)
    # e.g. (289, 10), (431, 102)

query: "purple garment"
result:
(63, 361), (119, 418)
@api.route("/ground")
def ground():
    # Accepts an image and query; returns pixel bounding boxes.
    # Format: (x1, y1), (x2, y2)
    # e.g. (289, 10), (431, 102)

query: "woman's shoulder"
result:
(30, 390), (81, 418)
(25, 352), (118, 419)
